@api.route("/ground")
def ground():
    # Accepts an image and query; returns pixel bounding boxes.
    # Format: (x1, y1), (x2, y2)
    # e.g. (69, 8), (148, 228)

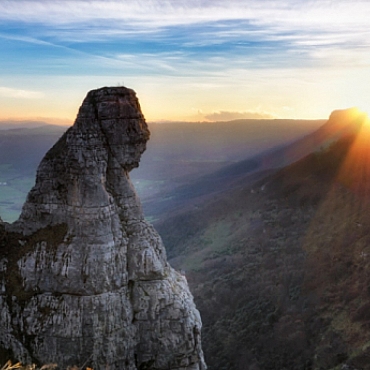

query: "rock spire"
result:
(0, 87), (206, 370)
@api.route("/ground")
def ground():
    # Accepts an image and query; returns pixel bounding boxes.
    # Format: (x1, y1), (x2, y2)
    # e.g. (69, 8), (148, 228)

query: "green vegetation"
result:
(0, 173), (34, 222)
(155, 133), (370, 369)
(0, 125), (65, 222)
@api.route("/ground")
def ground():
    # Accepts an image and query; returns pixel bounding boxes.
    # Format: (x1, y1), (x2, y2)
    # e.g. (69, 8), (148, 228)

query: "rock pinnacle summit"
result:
(0, 87), (206, 370)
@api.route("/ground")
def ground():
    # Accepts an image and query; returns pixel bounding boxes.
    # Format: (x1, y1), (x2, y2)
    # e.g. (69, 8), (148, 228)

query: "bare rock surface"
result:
(0, 87), (206, 370)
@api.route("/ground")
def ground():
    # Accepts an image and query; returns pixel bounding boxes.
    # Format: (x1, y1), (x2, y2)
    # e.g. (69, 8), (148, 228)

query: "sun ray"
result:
(336, 110), (370, 198)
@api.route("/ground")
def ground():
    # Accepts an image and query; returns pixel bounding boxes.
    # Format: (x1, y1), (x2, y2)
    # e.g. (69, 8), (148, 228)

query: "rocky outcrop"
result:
(0, 87), (206, 370)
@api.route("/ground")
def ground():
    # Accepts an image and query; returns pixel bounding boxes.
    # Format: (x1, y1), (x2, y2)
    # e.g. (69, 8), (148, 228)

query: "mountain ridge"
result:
(0, 117), (324, 222)
(154, 109), (370, 369)
(144, 108), (364, 222)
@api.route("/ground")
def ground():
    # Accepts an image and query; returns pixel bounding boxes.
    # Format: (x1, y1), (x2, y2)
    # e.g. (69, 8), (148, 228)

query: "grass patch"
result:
(177, 220), (234, 271)
(0, 185), (27, 222)
(0, 158), (36, 222)
(201, 220), (232, 253)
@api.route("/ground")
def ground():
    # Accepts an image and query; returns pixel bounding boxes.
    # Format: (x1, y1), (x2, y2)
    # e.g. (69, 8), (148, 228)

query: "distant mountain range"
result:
(143, 108), (364, 221)
(0, 120), (65, 130)
(154, 108), (370, 369)
(0, 118), (323, 222)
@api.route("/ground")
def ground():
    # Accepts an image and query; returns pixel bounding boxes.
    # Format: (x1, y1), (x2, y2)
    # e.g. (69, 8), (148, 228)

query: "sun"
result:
(352, 107), (370, 125)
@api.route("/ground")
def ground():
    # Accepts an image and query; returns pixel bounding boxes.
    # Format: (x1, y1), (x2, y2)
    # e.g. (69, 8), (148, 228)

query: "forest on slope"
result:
(155, 109), (370, 369)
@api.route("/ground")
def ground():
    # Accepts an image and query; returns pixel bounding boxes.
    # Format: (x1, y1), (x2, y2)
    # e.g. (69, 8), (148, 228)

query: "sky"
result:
(1, 0), (370, 124)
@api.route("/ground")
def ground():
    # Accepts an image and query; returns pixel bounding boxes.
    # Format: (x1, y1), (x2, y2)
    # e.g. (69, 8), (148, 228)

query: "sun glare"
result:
(353, 107), (370, 125)
(344, 107), (370, 134)
(334, 106), (370, 199)
(363, 112), (370, 127)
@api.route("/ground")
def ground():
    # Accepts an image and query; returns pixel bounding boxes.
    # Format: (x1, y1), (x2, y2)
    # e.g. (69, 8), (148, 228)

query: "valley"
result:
(0, 118), (323, 222)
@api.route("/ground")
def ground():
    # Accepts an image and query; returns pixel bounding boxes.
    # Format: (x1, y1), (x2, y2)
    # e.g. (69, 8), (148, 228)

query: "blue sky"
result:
(1, 0), (370, 123)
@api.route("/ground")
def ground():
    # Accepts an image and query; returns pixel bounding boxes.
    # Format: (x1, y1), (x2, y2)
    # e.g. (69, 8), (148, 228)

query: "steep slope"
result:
(132, 118), (324, 198)
(144, 108), (364, 221)
(0, 87), (206, 370)
(156, 109), (370, 369)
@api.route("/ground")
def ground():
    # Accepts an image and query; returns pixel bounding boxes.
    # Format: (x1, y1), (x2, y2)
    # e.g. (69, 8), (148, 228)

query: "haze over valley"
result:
(0, 117), (324, 223)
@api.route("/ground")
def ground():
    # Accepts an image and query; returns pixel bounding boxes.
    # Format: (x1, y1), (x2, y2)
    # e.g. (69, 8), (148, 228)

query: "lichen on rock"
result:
(0, 87), (206, 370)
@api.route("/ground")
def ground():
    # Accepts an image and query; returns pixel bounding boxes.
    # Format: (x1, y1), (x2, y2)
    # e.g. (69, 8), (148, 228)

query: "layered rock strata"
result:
(0, 87), (206, 370)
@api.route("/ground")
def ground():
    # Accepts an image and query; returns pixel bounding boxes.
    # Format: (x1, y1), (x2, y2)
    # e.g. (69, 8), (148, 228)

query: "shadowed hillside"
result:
(155, 109), (370, 369)
(144, 108), (364, 221)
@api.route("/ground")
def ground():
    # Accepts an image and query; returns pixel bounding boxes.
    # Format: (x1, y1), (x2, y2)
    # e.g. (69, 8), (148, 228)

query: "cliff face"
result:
(0, 87), (206, 370)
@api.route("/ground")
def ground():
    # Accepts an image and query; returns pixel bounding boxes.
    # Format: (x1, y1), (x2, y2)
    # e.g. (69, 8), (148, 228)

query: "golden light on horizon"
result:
(351, 107), (370, 125)
(335, 110), (370, 200)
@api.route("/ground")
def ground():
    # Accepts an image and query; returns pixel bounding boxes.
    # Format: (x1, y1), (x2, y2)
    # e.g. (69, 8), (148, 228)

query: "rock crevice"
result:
(0, 87), (206, 370)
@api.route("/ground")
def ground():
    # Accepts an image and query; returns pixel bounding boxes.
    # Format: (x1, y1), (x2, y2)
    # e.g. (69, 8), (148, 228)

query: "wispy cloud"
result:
(1, 0), (370, 121)
(0, 87), (44, 99)
(204, 110), (275, 121)
(0, 0), (367, 74)
(0, 1), (369, 44)
(0, 1), (357, 26)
